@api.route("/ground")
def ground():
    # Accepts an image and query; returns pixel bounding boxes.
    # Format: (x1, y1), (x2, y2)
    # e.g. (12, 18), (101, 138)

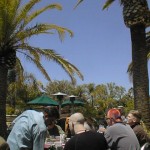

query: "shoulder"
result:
(86, 131), (106, 140)
(0, 136), (6, 145)
(106, 123), (128, 134)
(133, 124), (144, 133)
(64, 137), (76, 150)
(0, 136), (10, 149)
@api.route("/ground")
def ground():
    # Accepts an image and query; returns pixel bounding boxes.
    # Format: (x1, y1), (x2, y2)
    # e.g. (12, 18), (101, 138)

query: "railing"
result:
(6, 115), (17, 126)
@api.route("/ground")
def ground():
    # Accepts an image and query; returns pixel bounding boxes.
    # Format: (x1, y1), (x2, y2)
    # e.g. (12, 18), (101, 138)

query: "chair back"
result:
(141, 142), (150, 150)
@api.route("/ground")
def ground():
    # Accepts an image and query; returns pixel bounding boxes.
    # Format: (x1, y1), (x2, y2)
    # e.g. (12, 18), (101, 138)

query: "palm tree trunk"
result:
(131, 24), (150, 129)
(0, 66), (8, 139)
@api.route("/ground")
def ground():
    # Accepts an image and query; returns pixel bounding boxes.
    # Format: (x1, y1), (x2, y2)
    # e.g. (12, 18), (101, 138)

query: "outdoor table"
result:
(44, 134), (66, 150)
(44, 142), (64, 150)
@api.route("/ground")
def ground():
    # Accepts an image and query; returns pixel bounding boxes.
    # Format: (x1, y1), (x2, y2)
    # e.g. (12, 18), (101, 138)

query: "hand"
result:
(98, 125), (106, 133)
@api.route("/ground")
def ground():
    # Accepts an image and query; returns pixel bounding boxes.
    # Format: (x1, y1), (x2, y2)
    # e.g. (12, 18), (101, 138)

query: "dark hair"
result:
(45, 118), (54, 126)
(129, 110), (142, 121)
(44, 107), (60, 119)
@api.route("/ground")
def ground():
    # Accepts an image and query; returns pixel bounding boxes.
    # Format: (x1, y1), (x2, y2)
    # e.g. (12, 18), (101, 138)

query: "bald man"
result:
(64, 113), (108, 150)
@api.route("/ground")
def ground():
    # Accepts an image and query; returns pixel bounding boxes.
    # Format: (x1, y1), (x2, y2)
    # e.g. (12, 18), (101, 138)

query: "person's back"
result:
(104, 108), (140, 150)
(64, 130), (107, 150)
(64, 112), (107, 150)
(7, 110), (47, 150)
(105, 123), (140, 150)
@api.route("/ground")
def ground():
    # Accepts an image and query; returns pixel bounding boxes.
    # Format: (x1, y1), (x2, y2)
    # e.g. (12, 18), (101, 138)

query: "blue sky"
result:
(21, 0), (150, 91)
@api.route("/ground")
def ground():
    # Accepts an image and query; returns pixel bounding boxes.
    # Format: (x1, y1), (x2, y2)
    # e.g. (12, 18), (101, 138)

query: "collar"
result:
(76, 130), (88, 134)
(131, 122), (140, 129)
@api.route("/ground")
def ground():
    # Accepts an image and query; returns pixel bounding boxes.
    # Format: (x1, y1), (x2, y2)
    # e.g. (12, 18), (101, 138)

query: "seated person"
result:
(46, 119), (65, 137)
(127, 110), (150, 147)
(0, 136), (10, 150)
(57, 117), (66, 132)
(104, 108), (140, 149)
(64, 112), (108, 150)
(65, 117), (71, 138)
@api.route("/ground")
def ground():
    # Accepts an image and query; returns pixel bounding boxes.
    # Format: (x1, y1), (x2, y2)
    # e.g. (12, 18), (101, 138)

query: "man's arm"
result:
(32, 124), (47, 150)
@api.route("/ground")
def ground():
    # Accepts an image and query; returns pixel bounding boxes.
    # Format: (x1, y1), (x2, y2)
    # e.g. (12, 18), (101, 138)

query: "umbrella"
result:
(61, 99), (85, 107)
(27, 95), (59, 106)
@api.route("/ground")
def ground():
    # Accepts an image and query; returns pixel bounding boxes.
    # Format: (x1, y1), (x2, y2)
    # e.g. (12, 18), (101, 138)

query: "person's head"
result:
(43, 107), (59, 126)
(69, 113), (85, 134)
(106, 108), (122, 126)
(45, 118), (55, 129)
(127, 110), (141, 126)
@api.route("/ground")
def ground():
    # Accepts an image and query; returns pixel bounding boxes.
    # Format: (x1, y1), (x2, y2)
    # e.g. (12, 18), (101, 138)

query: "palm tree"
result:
(127, 30), (150, 85)
(45, 80), (75, 97)
(103, 0), (150, 129)
(7, 71), (43, 108)
(85, 83), (95, 107)
(0, 0), (83, 138)
(76, 0), (150, 129)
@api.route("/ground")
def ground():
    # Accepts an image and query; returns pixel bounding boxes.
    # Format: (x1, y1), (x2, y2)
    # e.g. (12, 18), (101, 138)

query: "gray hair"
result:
(70, 113), (85, 125)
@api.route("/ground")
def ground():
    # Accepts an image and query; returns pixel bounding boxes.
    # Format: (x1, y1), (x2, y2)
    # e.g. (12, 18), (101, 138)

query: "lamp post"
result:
(69, 95), (77, 114)
(52, 92), (67, 116)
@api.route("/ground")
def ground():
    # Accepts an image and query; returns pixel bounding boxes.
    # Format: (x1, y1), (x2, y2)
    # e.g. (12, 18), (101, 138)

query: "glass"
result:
(60, 134), (65, 143)
(98, 125), (105, 133)
(54, 142), (63, 150)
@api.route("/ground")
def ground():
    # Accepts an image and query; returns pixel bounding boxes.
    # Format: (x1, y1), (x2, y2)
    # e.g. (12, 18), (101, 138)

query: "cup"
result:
(54, 142), (62, 150)
(60, 134), (65, 143)
(98, 125), (105, 133)
(66, 138), (70, 142)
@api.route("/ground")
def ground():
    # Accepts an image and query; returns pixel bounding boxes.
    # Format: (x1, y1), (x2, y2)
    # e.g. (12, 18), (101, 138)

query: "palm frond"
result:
(127, 62), (133, 83)
(23, 3), (62, 28)
(74, 0), (84, 9)
(18, 43), (40, 65)
(103, 0), (115, 10)
(0, 0), (20, 42)
(17, 44), (83, 83)
(14, 24), (73, 43)
(41, 49), (84, 81)
(18, 49), (51, 81)
(15, 0), (41, 26)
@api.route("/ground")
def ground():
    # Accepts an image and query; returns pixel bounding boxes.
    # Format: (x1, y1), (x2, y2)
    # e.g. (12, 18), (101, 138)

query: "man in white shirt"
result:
(7, 107), (59, 150)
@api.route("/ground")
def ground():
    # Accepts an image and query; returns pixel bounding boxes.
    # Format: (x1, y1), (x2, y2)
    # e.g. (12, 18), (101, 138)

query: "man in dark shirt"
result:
(127, 110), (150, 147)
(64, 113), (108, 150)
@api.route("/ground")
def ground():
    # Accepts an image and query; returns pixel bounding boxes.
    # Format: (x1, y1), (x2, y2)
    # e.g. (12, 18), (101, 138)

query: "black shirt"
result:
(48, 125), (60, 136)
(64, 131), (108, 150)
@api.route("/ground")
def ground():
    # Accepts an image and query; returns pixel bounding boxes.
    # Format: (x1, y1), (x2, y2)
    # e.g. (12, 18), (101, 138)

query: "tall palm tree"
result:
(0, 0), (83, 138)
(76, 0), (150, 129)
(103, 0), (150, 129)
(127, 30), (150, 83)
